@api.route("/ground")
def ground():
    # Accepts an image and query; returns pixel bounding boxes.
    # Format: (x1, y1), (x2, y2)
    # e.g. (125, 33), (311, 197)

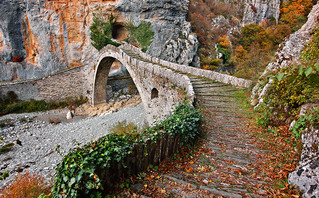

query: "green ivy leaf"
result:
(69, 177), (76, 187)
(276, 72), (285, 81)
(305, 67), (313, 77)
(298, 66), (304, 75)
(315, 62), (319, 72)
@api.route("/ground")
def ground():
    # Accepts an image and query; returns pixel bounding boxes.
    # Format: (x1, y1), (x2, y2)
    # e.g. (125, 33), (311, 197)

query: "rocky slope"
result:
(0, 0), (198, 81)
(251, 3), (319, 197)
(251, 3), (319, 107)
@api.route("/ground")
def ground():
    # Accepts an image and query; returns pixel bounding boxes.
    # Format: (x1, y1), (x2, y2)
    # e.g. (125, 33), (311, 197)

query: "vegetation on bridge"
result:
(90, 11), (154, 53)
(125, 21), (154, 53)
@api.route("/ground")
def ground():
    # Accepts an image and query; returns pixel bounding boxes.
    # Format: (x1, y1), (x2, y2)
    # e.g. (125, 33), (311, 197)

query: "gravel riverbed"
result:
(0, 105), (146, 189)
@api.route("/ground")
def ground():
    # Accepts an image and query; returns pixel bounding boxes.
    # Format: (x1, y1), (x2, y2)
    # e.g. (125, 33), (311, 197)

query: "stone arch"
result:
(93, 57), (115, 104)
(112, 24), (129, 41)
(93, 44), (196, 123)
(93, 54), (144, 106)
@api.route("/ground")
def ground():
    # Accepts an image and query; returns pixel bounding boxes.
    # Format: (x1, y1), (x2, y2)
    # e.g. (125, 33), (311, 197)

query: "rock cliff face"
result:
(289, 104), (319, 198)
(0, 0), (198, 81)
(115, 0), (198, 66)
(243, 0), (281, 25)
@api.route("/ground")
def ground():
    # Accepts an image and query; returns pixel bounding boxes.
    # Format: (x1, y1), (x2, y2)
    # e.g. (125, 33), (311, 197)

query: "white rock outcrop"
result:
(243, 0), (281, 25)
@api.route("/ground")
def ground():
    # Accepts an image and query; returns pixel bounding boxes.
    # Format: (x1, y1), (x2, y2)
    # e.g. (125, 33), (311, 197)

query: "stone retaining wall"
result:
(0, 65), (91, 102)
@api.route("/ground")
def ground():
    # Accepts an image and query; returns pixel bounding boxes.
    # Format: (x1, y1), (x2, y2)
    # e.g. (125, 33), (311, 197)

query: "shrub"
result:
(90, 12), (121, 50)
(110, 120), (148, 136)
(211, 58), (222, 66)
(0, 143), (15, 154)
(0, 171), (9, 180)
(126, 21), (154, 52)
(257, 26), (319, 133)
(0, 172), (51, 198)
(51, 103), (201, 197)
(292, 107), (319, 138)
(0, 94), (87, 116)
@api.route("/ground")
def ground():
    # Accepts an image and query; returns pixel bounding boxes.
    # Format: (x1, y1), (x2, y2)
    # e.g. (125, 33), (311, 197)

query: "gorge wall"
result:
(243, 0), (281, 25)
(0, 0), (198, 82)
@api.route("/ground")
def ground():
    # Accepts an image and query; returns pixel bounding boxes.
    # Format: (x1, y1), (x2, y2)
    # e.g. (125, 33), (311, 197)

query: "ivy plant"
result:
(51, 103), (201, 197)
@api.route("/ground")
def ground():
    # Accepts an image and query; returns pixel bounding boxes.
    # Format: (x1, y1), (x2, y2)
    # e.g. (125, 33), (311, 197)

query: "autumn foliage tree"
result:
(231, 0), (315, 79)
(188, 0), (315, 79)
(280, 0), (314, 32)
(188, 0), (238, 62)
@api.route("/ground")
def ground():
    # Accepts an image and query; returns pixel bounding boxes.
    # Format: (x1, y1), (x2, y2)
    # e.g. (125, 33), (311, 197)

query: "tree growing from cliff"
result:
(126, 21), (154, 52)
(90, 12), (120, 50)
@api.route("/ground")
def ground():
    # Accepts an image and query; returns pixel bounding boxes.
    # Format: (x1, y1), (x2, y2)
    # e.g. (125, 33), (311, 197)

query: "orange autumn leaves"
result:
(0, 172), (51, 198)
(281, 0), (314, 30)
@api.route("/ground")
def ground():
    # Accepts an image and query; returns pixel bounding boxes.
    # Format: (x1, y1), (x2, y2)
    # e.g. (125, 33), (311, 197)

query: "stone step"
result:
(162, 174), (244, 198)
(202, 104), (242, 110)
(195, 93), (240, 98)
(124, 73), (268, 197)
(192, 84), (231, 88)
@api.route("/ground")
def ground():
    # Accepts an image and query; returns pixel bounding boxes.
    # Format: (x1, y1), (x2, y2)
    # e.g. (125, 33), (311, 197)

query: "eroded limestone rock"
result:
(288, 127), (319, 198)
(243, 0), (281, 25)
(0, 0), (199, 81)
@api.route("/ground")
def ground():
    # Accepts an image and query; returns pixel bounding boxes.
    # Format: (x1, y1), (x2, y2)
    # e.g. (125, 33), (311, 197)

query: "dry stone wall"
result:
(0, 65), (91, 102)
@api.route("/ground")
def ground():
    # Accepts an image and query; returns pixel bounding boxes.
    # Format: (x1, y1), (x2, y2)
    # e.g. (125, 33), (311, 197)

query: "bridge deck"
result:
(118, 74), (269, 197)
(112, 48), (270, 197)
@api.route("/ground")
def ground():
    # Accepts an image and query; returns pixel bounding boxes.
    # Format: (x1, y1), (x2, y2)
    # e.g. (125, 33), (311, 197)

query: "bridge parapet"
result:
(120, 43), (253, 89)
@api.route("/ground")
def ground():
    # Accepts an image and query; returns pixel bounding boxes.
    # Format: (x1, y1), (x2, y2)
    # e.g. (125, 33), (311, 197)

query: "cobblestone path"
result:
(125, 75), (269, 197)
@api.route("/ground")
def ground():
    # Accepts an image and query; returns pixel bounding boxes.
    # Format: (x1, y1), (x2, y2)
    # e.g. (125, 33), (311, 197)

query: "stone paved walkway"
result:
(124, 75), (269, 197)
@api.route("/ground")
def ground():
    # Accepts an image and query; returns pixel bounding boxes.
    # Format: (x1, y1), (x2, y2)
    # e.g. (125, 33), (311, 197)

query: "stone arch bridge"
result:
(0, 43), (252, 123)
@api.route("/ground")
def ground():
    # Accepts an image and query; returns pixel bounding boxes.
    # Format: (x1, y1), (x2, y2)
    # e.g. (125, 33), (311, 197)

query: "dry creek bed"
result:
(0, 102), (146, 189)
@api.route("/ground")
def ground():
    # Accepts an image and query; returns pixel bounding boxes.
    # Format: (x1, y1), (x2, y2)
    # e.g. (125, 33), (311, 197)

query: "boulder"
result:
(288, 128), (319, 198)
(66, 111), (74, 120)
